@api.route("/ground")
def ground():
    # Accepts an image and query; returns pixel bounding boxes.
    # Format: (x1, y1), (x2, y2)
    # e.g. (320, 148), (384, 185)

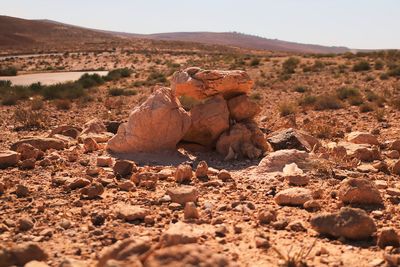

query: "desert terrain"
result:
(1, 16), (400, 267)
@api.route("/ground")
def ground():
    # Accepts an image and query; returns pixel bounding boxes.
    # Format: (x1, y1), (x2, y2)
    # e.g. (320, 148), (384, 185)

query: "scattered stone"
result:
(91, 213), (106, 226)
(374, 180), (388, 189)
(258, 210), (277, 224)
(184, 202), (200, 220)
(338, 178), (383, 205)
(274, 187), (312, 206)
(131, 172), (158, 189)
(258, 149), (309, 173)
(68, 178), (91, 190)
(166, 186), (199, 205)
(386, 150), (400, 159)
(171, 67), (253, 100)
(386, 188), (400, 197)
(346, 131), (379, 146)
(391, 160), (400, 175)
(60, 220), (71, 230)
(0, 150), (20, 169)
(0, 181), (4, 194)
(16, 143), (43, 160)
(255, 237), (270, 249)
(20, 158), (36, 169)
(11, 137), (65, 151)
(144, 243), (232, 267)
(283, 163), (309, 186)
(16, 184), (29, 197)
(83, 137), (99, 153)
(377, 227), (400, 248)
(118, 181), (135, 192)
(267, 128), (320, 152)
(17, 217), (34, 231)
(25, 260), (49, 267)
(288, 220), (307, 232)
(86, 167), (100, 176)
(80, 182), (104, 199)
(97, 156), (113, 167)
(0, 243), (47, 267)
(217, 170), (232, 182)
(113, 160), (136, 178)
(49, 125), (81, 139)
(175, 164), (193, 183)
(96, 238), (151, 267)
(116, 204), (148, 222)
(195, 161), (208, 178)
(310, 207), (377, 240)
(161, 222), (200, 246)
(338, 142), (381, 162)
(303, 200), (321, 211)
(107, 87), (191, 153)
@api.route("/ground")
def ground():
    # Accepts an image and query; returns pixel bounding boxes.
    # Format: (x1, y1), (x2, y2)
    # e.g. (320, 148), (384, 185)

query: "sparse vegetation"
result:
(279, 102), (297, 116)
(282, 57), (300, 74)
(352, 60), (371, 72)
(108, 88), (138, 96)
(314, 95), (343, 110)
(0, 66), (18, 76)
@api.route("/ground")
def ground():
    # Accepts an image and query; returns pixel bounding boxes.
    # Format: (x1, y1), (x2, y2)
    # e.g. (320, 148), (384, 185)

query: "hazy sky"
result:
(2, 0), (399, 49)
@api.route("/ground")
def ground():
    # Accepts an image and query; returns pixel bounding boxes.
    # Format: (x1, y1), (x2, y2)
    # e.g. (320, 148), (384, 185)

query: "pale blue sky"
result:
(1, 0), (399, 49)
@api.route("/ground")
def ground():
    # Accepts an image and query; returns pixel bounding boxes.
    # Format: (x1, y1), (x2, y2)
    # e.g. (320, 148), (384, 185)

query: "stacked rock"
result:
(107, 67), (268, 160)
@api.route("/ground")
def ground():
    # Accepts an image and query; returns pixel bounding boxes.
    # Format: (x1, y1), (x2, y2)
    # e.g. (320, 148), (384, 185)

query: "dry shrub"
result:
(30, 98), (44, 110)
(14, 109), (45, 130)
(54, 99), (72, 110)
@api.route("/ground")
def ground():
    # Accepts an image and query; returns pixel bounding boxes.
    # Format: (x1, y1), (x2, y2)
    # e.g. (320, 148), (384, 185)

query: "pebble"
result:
(184, 202), (200, 219)
(195, 161), (208, 178)
(16, 184), (29, 197)
(166, 186), (198, 205)
(175, 164), (193, 183)
(17, 217), (34, 231)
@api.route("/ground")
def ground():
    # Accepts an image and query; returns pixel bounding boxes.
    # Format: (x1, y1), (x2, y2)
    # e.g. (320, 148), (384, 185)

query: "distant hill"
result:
(0, 15), (351, 54)
(0, 15), (123, 49)
(125, 32), (350, 54)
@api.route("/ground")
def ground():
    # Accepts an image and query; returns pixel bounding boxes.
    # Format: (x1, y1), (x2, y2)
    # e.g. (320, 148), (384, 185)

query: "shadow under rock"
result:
(109, 149), (262, 170)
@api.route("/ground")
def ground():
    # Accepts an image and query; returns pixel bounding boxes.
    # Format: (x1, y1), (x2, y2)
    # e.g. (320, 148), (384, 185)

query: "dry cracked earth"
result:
(1, 48), (400, 267)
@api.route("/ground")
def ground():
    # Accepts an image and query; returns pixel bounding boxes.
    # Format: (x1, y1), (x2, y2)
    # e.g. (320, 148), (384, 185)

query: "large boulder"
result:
(227, 94), (261, 121)
(267, 128), (320, 152)
(216, 121), (268, 160)
(310, 207), (377, 240)
(107, 88), (191, 153)
(182, 95), (229, 147)
(171, 68), (253, 100)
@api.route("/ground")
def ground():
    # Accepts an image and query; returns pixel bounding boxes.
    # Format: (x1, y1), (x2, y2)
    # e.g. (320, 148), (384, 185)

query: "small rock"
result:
(166, 186), (198, 205)
(97, 156), (113, 167)
(80, 182), (104, 199)
(195, 161), (208, 178)
(346, 131), (379, 146)
(218, 169), (232, 182)
(118, 181), (136, 192)
(338, 178), (383, 205)
(288, 220), (307, 232)
(86, 167), (100, 176)
(91, 213), (106, 226)
(175, 164), (193, 183)
(161, 221), (200, 246)
(0, 181), (5, 194)
(391, 160), (400, 175)
(184, 202), (200, 219)
(116, 204), (148, 222)
(113, 160), (136, 178)
(386, 188), (400, 197)
(16, 143), (43, 160)
(310, 207), (376, 240)
(386, 150), (400, 159)
(68, 178), (91, 190)
(16, 184), (29, 197)
(17, 217), (34, 231)
(25, 260), (49, 267)
(377, 227), (400, 248)
(0, 150), (20, 169)
(60, 219), (71, 230)
(20, 158), (36, 169)
(0, 243), (47, 267)
(258, 210), (277, 224)
(303, 200), (321, 211)
(132, 172), (159, 190)
(83, 137), (99, 153)
(255, 237), (270, 249)
(11, 137), (65, 151)
(274, 187), (312, 206)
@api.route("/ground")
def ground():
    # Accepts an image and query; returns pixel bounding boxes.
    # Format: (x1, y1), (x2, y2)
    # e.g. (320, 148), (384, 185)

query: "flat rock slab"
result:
(11, 137), (65, 151)
(274, 187), (312, 206)
(0, 150), (20, 168)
